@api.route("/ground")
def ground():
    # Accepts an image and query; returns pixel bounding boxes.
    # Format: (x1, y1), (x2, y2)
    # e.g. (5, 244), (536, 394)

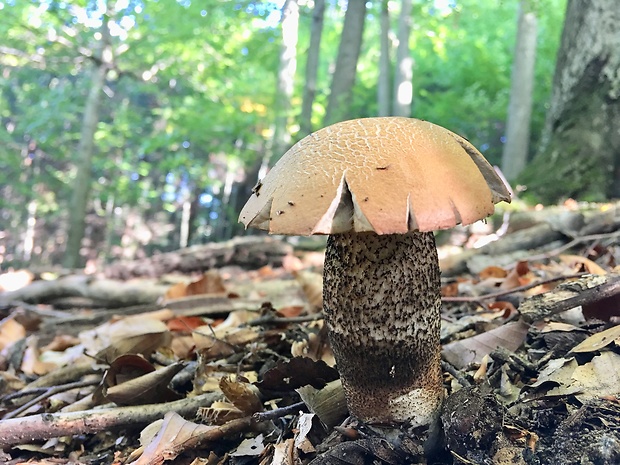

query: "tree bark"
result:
(300, 0), (325, 136)
(501, 0), (537, 180)
(324, 1), (367, 126)
(520, 0), (620, 201)
(63, 15), (111, 268)
(377, 0), (391, 116)
(392, 0), (413, 117)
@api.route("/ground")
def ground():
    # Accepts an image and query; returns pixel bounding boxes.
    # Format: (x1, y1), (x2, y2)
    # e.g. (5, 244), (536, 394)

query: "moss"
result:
(518, 83), (616, 203)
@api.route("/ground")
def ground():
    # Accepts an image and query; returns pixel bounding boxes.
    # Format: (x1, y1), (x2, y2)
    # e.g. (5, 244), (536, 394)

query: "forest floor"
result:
(0, 201), (619, 465)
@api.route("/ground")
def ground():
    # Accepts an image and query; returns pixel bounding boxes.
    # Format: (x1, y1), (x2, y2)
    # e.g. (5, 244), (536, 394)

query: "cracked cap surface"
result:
(239, 117), (511, 235)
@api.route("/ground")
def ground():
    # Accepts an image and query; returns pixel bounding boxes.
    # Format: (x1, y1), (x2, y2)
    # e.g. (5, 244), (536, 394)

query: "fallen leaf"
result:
(442, 321), (530, 369)
(294, 413), (317, 453)
(80, 316), (170, 363)
(164, 271), (227, 299)
(569, 325), (620, 353)
(167, 316), (209, 332)
(0, 316), (26, 351)
(559, 254), (607, 275)
(535, 321), (582, 333)
(479, 266), (508, 279)
(271, 438), (295, 465)
(534, 353), (620, 401)
(570, 352), (620, 401)
(219, 376), (263, 415)
(257, 357), (339, 391)
(103, 356), (184, 405)
(294, 270), (323, 311)
(21, 335), (57, 376)
(231, 434), (265, 457)
(129, 412), (218, 465)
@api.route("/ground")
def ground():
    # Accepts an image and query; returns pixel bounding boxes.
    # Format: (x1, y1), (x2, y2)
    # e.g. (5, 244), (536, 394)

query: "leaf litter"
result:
(0, 202), (619, 464)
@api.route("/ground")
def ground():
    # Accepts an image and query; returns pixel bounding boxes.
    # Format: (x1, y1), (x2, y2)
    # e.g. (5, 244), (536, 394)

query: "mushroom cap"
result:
(239, 117), (511, 235)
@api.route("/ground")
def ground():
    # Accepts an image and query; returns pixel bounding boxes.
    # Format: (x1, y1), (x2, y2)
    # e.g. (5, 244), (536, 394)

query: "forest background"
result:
(0, 0), (617, 271)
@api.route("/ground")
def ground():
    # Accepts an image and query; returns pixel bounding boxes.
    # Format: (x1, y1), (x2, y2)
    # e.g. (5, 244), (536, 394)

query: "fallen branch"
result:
(3, 379), (100, 420)
(442, 273), (587, 303)
(519, 274), (620, 323)
(0, 392), (221, 447)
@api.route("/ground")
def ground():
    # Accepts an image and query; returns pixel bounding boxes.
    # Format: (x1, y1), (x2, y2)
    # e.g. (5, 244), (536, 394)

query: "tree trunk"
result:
(272, 0), (299, 161)
(324, 1), (367, 126)
(392, 0), (413, 117)
(501, 0), (537, 181)
(300, 0), (325, 136)
(377, 0), (391, 117)
(520, 0), (620, 201)
(63, 16), (111, 268)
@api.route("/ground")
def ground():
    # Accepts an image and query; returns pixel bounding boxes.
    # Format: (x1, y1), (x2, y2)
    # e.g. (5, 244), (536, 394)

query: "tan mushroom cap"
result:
(239, 117), (511, 235)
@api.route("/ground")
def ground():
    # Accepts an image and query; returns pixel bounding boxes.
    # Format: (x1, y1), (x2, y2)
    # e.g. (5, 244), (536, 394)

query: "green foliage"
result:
(0, 0), (567, 266)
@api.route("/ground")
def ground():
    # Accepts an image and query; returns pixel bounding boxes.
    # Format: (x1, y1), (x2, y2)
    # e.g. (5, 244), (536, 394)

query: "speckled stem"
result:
(323, 231), (443, 426)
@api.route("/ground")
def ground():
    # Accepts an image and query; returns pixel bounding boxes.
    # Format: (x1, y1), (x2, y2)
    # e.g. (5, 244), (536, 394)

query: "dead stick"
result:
(253, 401), (307, 422)
(0, 392), (221, 447)
(3, 379), (100, 420)
(442, 273), (587, 303)
(520, 275), (620, 323)
(522, 230), (620, 263)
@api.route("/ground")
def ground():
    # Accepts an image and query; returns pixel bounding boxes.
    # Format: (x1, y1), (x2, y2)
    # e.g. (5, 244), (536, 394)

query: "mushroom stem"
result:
(323, 231), (443, 426)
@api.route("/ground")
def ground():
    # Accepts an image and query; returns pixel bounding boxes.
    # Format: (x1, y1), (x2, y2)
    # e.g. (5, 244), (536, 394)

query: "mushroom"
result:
(239, 117), (511, 426)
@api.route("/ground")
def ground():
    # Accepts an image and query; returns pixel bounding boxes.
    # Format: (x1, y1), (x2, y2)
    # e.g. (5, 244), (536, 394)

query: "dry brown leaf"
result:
(20, 335), (58, 376)
(487, 301), (518, 319)
(535, 321), (582, 333)
(103, 357), (184, 406)
(532, 353), (620, 401)
(294, 270), (323, 311)
(219, 376), (263, 415)
(130, 412), (218, 465)
(167, 316), (209, 332)
(193, 326), (259, 356)
(80, 316), (170, 362)
(277, 306), (305, 318)
(559, 254), (607, 275)
(442, 320), (530, 369)
(0, 316), (26, 351)
(479, 266), (508, 279)
(200, 400), (246, 424)
(570, 352), (620, 401)
(231, 434), (266, 457)
(40, 334), (81, 352)
(271, 438), (295, 465)
(569, 325), (620, 353)
(164, 271), (227, 299)
(170, 334), (196, 359)
(529, 357), (577, 391)
(282, 254), (304, 272)
(294, 413), (317, 453)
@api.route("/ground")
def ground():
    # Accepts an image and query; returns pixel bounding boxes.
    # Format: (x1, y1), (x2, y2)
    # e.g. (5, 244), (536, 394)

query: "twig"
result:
(253, 402), (307, 422)
(442, 273), (587, 303)
(23, 361), (106, 390)
(246, 313), (324, 326)
(519, 274), (620, 323)
(522, 230), (620, 263)
(441, 360), (471, 387)
(3, 379), (100, 420)
(0, 392), (221, 447)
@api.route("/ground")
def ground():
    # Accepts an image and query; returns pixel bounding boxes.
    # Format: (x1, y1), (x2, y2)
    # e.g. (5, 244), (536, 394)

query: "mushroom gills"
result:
(312, 173), (374, 234)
